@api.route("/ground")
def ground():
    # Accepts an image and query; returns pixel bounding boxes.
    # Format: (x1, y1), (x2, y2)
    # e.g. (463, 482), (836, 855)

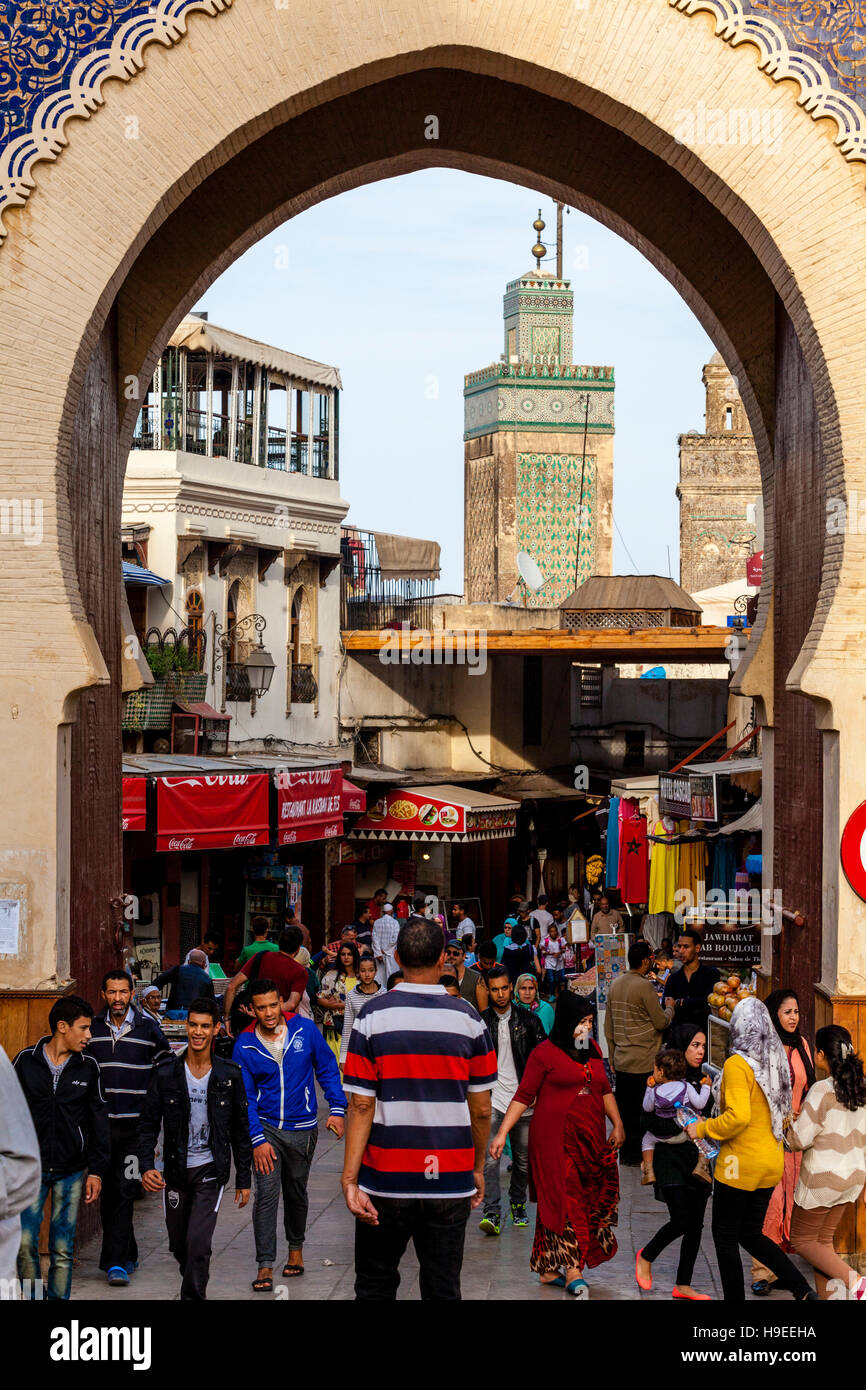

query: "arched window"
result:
(725, 406), (733, 430)
(185, 589), (204, 667)
(227, 580), (240, 663)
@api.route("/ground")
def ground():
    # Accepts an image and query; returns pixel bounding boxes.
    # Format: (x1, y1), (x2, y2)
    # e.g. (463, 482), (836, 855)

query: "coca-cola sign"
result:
(277, 766), (344, 845)
(122, 777), (147, 833)
(156, 772), (269, 852)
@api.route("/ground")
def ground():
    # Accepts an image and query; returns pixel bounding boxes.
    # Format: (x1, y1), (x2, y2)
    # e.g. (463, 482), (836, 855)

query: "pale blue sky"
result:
(198, 168), (715, 594)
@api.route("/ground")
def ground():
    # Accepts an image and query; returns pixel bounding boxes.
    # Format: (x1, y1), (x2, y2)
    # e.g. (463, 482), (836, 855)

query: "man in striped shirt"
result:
(341, 916), (496, 1300)
(86, 969), (170, 1286)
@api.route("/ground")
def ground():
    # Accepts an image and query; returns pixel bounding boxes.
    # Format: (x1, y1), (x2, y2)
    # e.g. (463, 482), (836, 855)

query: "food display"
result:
(707, 968), (758, 1022)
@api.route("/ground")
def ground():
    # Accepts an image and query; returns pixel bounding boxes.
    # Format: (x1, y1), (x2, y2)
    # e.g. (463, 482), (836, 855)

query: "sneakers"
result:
(106, 1266), (129, 1286)
(479, 1215), (501, 1236)
(510, 1202), (529, 1227)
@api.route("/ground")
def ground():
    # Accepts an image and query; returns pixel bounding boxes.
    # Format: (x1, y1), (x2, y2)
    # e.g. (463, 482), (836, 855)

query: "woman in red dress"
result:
(490, 993), (624, 1297)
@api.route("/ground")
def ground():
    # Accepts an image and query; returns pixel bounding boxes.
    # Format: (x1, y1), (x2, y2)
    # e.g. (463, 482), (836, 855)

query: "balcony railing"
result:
(290, 437), (308, 474)
(132, 405), (159, 449)
(340, 528), (435, 630)
(267, 426), (287, 471)
(184, 409), (208, 456)
(234, 419), (253, 464)
(290, 663), (318, 704)
(311, 438), (328, 478)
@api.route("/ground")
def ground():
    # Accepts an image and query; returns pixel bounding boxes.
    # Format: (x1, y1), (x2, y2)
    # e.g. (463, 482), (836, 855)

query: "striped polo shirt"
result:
(86, 1008), (171, 1121)
(342, 982), (496, 1199)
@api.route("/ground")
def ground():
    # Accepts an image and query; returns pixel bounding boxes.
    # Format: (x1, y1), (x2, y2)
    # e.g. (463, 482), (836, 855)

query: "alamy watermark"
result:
(0, 498), (43, 546)
(379, 623), (487, 676)
(674, 102), (783, 154)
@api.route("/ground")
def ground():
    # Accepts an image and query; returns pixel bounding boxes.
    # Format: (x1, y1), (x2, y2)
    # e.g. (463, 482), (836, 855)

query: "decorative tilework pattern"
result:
(0, 0), (231, 236)
(671, 0), (866, 158)
(517, 452), (596, 607)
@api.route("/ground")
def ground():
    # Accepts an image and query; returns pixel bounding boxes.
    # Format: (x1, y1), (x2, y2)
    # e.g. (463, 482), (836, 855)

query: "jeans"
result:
(99, 1118), (141, 1273)
(712, 1181), (813, 1302)
(483, 1108), (529, 1218)
(614, 1070), (651, 1163)
(641, 1183), (711, 1285)
(18, 1171), (84, 1300)
(164, 1163), (224, 1300)
(354, 1195), (471, 1300)
(252, 1123), (317, 1266)
(543, 969), (564, 996)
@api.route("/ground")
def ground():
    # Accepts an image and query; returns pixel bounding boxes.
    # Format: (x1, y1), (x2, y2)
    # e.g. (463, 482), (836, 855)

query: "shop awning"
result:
(372, 531), (441, 580)
(122, 777), (147, 832)
(349, 784), (519, 843)
(173, 701), (231, 722)
(122, 560), (171, 587)
(276, 767), (343, 846)
(341, 777), (366, 814)
(156, 770), (270, 851)
(716, 798), (762, 836)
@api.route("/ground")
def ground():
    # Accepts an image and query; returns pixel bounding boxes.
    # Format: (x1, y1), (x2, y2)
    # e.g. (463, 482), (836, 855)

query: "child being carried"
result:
(641, 1049), (713, 1186)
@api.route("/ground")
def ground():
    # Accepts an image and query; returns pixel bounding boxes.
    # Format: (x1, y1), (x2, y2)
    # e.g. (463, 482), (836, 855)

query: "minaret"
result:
(463, 209), (614, 607)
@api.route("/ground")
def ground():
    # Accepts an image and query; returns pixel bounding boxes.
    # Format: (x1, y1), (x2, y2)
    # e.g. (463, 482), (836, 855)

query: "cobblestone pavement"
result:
(70, 1116), (812, 1302)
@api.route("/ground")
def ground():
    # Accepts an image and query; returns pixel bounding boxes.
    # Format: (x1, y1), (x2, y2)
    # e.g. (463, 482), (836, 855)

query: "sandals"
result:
(282, 1257), (305, 1278)
(251, 1273), (274, 1293)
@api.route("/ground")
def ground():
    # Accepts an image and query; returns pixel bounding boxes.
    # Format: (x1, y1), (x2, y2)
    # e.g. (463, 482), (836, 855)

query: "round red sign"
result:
(840, 800), (866, 901)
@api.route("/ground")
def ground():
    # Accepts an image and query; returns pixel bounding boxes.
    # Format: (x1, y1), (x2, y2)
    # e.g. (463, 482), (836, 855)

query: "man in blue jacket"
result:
(233, 977), (346, 1291)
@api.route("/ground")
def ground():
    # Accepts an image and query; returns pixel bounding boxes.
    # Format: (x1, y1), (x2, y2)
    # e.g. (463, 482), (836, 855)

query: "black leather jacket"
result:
(136, 1051), (252, 1190)
(481, 1004), (547, 1080)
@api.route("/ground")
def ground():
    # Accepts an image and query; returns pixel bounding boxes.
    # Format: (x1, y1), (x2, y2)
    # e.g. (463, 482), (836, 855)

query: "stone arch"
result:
(1, 0), (864, 1029)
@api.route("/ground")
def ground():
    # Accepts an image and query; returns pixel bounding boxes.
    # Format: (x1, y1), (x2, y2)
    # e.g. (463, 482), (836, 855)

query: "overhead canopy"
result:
(170, 316), (341, 390)
(716, 798), (762, 836)
(560, 574), (702, 613)
(341, 778), (366, 814)
(173, 701), (231, 722)
(122, 561), (171, 587)
(372, 531), (441, 580)
(685, 756), (762, 776)
(350, 784), (518, 842)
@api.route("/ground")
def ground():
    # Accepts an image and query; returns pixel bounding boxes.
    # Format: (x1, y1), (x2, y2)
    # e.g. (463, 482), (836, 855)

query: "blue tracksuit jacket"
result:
(233, 1016), (346, 1146)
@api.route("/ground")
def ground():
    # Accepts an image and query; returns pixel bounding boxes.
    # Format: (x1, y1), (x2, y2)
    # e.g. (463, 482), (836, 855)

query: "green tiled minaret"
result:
(464, 209), (615, 607)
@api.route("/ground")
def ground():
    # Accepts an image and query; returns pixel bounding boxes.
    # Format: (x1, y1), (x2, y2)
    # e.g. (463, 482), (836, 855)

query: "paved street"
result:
(70, 1116), (809, 1302)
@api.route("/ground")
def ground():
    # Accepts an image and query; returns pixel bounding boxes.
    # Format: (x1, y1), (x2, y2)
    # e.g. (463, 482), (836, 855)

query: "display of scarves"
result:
(605, 796), (620, 889)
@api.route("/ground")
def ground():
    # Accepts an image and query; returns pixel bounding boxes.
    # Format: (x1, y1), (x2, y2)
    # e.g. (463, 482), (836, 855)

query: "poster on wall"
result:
(287, 866), (303, 917)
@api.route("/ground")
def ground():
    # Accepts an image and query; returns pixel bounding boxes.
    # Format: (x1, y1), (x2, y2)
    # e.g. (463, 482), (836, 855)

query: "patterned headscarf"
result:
(728, 996), (792, 1140)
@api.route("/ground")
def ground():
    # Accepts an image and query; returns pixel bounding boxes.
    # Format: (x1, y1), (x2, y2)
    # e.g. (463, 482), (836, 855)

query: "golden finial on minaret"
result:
(531, 209), (546, 271)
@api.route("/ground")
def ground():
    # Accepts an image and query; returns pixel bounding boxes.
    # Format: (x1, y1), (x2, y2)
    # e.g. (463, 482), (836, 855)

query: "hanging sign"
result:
(840, 800), (866, 902)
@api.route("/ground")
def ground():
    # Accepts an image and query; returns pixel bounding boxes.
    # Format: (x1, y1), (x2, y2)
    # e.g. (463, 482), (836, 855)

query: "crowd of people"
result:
(2, 887), (866, 1304)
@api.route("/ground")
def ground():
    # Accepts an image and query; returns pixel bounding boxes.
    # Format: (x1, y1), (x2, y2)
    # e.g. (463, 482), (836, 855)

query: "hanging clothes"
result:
(676, 822), (708, 908)
(710, 836), (737, 895)
(648, 818), (679, 914)
(605, 796), (621, 889)
(618, 812), (648, 904)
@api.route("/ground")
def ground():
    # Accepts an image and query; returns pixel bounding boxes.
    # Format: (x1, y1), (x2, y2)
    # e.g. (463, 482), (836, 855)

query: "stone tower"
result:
(463, 211), (614, 607)
(677, 352), (761, 593)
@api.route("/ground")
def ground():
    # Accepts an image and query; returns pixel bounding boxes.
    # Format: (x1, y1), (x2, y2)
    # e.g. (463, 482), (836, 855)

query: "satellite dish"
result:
(517, 551), (548, 594)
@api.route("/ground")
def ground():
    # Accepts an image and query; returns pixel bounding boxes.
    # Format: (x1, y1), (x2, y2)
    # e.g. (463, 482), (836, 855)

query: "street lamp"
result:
(213, 612), (275, 714)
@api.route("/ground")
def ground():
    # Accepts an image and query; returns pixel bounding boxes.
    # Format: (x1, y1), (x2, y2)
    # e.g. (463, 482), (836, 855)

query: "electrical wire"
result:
(614, 516), (641, 574)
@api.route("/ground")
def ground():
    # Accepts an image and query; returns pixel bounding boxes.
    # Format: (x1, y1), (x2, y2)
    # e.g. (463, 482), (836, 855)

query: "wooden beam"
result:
(341, 626), (735, 659)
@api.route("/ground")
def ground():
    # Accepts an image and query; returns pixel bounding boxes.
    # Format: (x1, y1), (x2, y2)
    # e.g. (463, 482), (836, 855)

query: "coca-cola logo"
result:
(232, 833), (258, 846)
(168, 837), (195, 850)
(281, 831), (298, 844)
(324, 823), (341, 837)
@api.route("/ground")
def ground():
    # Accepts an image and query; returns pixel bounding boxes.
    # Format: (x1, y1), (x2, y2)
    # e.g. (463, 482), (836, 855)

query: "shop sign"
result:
(658, 773), (690, 819)
(695, 925), (762, 967)
(840, 799), (866, 902)
(689, 772), (718, 822)
(466, 808), (517, 833)
(746, 551), (763, 587)
(355, 789), (467, 835)
(122, 777), (147, 831)
(277, 767), (343, 845)
(156, 773), (270, 852)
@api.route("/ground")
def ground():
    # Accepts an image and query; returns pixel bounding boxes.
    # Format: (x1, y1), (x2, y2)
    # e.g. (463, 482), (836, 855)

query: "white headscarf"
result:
(728, 996), (792, 1140)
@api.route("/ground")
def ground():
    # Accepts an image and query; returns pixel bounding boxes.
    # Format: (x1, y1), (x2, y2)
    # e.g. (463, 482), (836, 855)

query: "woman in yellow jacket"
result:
(687, 997), (818, 1302)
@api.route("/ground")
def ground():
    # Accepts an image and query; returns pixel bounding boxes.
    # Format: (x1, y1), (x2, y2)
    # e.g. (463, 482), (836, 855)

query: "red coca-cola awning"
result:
(277, 767), (343, 846)
(341, 777), (366, 815)
(122, 777), (147, 832)
(156, 772), (270, 852)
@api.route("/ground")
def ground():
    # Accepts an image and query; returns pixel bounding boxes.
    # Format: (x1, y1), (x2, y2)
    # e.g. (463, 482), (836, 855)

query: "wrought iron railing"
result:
(311, 438), (328, 478)
(267, 426), (287, 470)
(290, 437), (308, 473)
(132, 405), (159, 449)
(290, 663), (318, 704)
(184, 409), (208, 455)
(340, 528), (435, 630)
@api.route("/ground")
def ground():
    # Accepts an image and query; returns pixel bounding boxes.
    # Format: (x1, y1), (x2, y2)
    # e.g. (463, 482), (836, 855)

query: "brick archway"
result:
(1, 2), (865, 1045)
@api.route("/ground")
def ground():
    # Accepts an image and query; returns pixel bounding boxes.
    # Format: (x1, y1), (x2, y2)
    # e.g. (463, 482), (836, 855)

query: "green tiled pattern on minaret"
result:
(517, 452), (596, 607)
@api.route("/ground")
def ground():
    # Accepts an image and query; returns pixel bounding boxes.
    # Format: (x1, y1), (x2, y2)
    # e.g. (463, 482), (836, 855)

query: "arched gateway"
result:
(1, 0), (865, 1130)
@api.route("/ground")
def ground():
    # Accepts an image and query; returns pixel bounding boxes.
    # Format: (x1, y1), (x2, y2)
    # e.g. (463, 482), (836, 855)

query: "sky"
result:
(196, 168), (715, 595)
